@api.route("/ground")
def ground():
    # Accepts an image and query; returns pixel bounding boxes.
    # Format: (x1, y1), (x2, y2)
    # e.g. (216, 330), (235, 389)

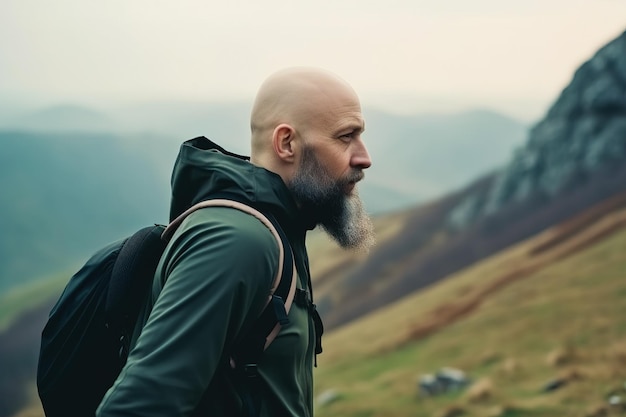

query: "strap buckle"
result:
(242, 363), (259, 378)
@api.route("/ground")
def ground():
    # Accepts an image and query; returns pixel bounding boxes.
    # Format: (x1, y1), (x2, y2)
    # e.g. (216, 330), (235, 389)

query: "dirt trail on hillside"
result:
(393, 204), (626, 350)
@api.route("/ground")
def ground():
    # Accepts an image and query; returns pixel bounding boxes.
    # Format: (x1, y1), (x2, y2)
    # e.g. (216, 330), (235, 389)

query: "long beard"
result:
(288, 147), (375, 251)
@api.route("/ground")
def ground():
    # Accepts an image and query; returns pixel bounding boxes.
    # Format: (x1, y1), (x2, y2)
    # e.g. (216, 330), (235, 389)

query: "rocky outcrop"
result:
(317, 29), (626, 331)
(449, 30), (626, 229)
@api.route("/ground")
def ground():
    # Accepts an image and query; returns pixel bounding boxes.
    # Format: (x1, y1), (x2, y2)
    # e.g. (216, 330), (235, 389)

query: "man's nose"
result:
(352, 139), (372, 170)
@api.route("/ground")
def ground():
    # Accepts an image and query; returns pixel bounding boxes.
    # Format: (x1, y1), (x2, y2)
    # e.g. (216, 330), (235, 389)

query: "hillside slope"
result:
(312, 29), (626, 331)
(0, 131), (170, 293)
(314, 201), (626, 417)
(5, 182), (626, 417)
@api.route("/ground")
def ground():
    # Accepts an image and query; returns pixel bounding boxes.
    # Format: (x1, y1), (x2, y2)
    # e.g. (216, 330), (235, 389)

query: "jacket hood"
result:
(169, 137), (303, 228)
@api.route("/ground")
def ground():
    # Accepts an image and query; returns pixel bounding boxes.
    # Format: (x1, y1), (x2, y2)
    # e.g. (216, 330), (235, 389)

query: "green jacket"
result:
(97, 137), (318, 417)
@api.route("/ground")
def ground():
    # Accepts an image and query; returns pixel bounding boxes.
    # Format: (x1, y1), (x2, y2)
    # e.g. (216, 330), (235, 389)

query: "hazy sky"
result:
(1, 0), (625, 120)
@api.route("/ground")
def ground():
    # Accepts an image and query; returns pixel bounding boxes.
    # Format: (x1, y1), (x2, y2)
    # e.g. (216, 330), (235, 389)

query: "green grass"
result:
(7, 208), (626, 417)
(314, 221), (626, 417)
(0, 273), (68, 332)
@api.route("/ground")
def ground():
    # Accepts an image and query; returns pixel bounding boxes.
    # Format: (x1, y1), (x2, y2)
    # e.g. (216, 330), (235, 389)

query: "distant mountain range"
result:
(0, 131), (170, 293)
(1, 25), (625, 417)
(0, 100), (527, 293)
(1, 99), (529, 207)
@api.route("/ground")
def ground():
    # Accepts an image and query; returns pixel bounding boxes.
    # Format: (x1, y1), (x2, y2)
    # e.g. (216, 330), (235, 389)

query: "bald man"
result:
(97, 68), (373, 417)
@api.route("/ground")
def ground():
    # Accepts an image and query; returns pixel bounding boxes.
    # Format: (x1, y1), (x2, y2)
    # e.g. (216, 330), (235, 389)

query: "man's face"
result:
(294, 89), (371, 191)
(281, 72), (374, 250)
(288, 143), (375, 251)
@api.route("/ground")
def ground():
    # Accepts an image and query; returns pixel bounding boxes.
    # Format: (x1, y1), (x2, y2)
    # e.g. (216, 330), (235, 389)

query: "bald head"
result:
(249, 68), (362, 175)
(248, 68), (374, 248)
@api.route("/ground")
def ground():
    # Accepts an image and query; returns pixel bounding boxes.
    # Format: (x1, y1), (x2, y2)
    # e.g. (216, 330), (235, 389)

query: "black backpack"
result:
(36, 199), (296, 417)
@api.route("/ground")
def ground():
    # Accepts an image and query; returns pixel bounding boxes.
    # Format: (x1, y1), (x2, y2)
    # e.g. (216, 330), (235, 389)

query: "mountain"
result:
(1, 100), (528, 212)
(0, 104), (526, 294)
(107, 102), (529, 211)
(360, 108), (528, 212)
(0, 131), (170, 293)
(6, 105), (113, 132)
(448, 29), (626, 228)
(1, 29), (623, 324)
(362, 108), (527, 199)
(1, 29), (625, 417)
(311, 29), (626, 331)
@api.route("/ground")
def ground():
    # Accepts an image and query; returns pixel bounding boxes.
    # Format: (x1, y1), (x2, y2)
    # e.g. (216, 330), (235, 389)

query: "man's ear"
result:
(272, 123), (296, 162)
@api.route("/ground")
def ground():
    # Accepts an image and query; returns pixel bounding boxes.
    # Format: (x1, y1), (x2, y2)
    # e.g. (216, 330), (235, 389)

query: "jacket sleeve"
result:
(96, 207), (280, 417)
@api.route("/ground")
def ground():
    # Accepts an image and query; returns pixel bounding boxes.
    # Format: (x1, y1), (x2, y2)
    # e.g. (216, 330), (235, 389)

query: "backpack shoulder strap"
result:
(164, 199), (297, 417)
(162, 199), (296, 320)
(105, 224), (168, 334)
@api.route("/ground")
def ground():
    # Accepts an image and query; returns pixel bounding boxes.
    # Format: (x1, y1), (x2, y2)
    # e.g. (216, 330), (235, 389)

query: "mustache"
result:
(345, 170), (364, 184)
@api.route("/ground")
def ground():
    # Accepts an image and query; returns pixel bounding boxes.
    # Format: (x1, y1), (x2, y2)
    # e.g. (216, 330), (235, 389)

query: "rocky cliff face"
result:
(316, 29), (626, 331)
(449, 30), (626, 229)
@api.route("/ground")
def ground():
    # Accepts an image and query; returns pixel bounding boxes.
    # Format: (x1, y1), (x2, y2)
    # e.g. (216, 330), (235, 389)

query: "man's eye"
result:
(339, 132), (355, 140)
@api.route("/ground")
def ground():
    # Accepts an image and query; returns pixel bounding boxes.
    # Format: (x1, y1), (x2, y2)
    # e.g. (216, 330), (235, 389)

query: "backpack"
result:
(36, 199), (296, 417)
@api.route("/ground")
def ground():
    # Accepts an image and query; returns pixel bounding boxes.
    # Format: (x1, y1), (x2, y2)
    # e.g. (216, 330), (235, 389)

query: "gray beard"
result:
(287, 147), (375, 251)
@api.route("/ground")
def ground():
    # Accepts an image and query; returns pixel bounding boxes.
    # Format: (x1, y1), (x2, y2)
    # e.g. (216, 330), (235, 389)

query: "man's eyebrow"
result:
(337, 120), (365, 134)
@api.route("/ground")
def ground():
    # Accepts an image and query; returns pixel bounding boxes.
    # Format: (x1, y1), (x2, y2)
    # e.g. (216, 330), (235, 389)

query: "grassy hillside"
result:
(4, 206), (626, 417)
(0, 130), (170, 293)
(0, 274), (69, 417)
(313, 170), (626, 332)
(0, 274), (67, 333)
(313, 206), (626, 417)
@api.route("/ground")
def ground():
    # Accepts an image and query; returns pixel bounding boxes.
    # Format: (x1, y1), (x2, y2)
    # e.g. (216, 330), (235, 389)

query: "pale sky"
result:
(1, 0), (625, 121)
